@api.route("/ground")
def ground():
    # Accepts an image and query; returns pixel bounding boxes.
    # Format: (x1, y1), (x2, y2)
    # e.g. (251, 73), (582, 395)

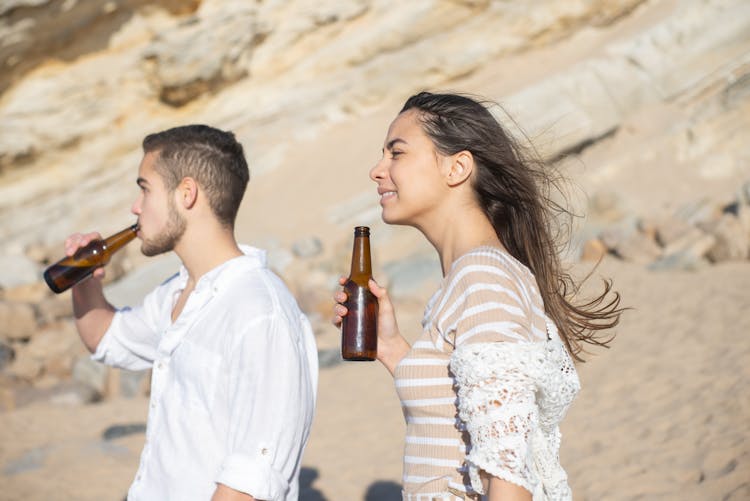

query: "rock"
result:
(0, 301), (38, 341)
(739, 180), (750, 206)
(2, 446), (47, 476)
(648, 251), (710, 272)
(7, 355), (43, 381)
(610, 232), (662, 265)
(653, 216), (695, 248)
(142, 7), (268, 106)
(18, 319), (85, 376)
(292, 237), (323, 258)
(0, 253), (40, 289)
(119, 369), (151, 398)
(737, 205), (750, 239)
(48, 381), (100, 406)
(36, 294), (74, 324)
(723, 72), (750, 110)
(326, 192), (382, 226)
(674, 199), (721, 227)
(266, 247), (295, 276)
(598, 218), (639, 251)
(661, 227), (716, 259)
(607, 0), (750, 100)
(703, 213), (749, 262)
(102, 422), (147, 440)
(24, 320), (79, 361)
(3, 282), (49, 303)
(292, 268), (336, 318)
(5, 320), (79, 382)
(382, 253), (442, 298)
(72, 356), (108, 395)
(44, 355), (76, 380)
(588, 191), (625, 223)
(0, 339), (15, 370)
(580, 238), (608, 262)
(23, 241), (54, 265)
(649, 227), (716, 270)
(318, 348), (342, 369)
(104, 252), (181, 308)
(636, 218), (658, 242)
(599, 227), (624, 251)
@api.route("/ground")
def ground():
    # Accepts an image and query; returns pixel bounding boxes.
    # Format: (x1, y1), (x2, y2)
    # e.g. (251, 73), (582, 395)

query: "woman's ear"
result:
(177, 177), (198, 209)
(446, 150), (474, 187)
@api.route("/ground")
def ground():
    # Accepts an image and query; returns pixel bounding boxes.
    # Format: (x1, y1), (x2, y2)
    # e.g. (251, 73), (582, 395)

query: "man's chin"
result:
(141, 243), (171, 257)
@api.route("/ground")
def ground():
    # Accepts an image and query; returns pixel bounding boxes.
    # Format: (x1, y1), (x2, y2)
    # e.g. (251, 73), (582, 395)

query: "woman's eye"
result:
(391, 150), (403, 158)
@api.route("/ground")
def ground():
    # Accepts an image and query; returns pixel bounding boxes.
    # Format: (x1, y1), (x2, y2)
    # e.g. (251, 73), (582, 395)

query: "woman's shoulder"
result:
(430, 246), (548, 345)
(444, 246), (539, 303)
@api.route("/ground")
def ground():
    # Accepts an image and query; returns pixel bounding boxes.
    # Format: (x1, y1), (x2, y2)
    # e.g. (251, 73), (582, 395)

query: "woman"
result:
(333, 92), (623, 500)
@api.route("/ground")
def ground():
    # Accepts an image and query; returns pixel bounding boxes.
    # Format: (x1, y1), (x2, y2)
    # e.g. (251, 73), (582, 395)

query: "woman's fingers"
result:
(369, 278), (393, 310)
(332, 277), (349, 327)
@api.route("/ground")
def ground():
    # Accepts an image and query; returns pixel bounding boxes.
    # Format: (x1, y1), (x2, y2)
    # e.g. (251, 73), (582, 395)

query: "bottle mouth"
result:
(354, 226), (370, 235)
(131, 222), (140, 232)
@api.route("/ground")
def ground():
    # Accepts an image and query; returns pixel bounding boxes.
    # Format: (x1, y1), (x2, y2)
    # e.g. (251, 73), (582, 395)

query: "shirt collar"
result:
(174, 245), (267, 295)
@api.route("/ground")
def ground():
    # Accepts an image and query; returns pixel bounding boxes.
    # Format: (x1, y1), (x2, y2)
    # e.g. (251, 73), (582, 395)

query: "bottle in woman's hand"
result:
(341, 226), (378, 361)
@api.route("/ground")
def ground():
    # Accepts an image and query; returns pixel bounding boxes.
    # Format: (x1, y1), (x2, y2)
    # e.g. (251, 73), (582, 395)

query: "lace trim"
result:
(450, 339), (579, 500)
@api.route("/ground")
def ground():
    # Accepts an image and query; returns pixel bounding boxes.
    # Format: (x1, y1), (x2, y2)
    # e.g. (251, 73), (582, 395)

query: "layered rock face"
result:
(1, 0), (749, 405)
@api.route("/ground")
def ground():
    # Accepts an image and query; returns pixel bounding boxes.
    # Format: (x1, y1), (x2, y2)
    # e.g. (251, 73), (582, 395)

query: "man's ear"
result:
(177, 177), (198, 209)
(446, 150), (474, 187)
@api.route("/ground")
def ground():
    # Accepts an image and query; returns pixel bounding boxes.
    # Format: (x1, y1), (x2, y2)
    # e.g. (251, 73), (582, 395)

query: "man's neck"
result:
(174, 224), (244, 283)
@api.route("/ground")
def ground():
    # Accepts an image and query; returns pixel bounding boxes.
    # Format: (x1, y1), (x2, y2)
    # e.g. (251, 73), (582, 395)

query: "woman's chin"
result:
(381, 213), (411, 227)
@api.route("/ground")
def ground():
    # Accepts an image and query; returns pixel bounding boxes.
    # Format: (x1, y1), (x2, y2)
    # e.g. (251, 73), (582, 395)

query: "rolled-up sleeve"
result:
(216, 312), (316, 500)
(91, 279), (171, 371)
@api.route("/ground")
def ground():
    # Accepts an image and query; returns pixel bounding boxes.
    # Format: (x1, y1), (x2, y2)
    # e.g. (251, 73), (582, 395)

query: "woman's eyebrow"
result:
(385, 138), (407, 150)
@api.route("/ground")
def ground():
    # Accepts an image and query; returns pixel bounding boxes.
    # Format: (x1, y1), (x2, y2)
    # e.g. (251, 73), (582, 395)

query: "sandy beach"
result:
(1, 1), (749, 499)
(2, 258), (748, 500)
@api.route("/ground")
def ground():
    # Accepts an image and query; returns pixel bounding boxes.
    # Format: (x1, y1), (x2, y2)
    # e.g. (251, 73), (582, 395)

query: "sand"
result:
(2, 1), (749, 499)
(1, 258), (748, 500)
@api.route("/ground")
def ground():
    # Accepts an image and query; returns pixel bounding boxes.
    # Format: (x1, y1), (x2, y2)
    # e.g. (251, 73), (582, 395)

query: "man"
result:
(66, 125), (318, 500)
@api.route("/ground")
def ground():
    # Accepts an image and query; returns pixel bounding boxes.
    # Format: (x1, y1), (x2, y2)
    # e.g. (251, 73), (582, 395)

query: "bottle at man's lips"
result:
(43, 223), (139, 294)
(341, 226), (378, 361)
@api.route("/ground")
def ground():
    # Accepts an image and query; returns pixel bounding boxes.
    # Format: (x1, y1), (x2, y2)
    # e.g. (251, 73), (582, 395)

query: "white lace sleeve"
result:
(450, 341), (545, 495)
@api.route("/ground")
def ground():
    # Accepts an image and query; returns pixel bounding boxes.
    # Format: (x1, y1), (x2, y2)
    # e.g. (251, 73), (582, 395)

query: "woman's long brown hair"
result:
(402, 92), (625, 361)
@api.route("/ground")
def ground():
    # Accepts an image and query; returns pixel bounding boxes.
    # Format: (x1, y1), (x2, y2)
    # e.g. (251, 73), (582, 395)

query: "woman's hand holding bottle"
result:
(333, 276), (411, 375)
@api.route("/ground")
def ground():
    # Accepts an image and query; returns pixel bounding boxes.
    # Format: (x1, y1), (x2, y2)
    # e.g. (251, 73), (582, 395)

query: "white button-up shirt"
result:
(92, 246), (318, 500)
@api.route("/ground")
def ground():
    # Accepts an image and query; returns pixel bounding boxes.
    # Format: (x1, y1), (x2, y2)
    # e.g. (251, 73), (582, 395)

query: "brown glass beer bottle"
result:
(43, 223), (139, 294)
(341, 226), (378, 361)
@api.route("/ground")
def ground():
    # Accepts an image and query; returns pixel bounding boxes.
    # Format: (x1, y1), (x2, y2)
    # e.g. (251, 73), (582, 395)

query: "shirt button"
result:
(157, 361), (164, 370)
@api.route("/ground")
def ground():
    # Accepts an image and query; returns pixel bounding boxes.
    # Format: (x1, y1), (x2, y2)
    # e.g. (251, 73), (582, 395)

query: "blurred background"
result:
(0, 0), (748, 499)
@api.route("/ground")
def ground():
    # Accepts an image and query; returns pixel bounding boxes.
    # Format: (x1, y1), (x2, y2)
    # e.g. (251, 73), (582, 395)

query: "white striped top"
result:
(394, 246), (548, 498)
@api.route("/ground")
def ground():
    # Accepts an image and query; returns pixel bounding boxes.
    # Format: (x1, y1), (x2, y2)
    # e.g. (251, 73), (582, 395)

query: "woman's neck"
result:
(419, 204), (504, 276)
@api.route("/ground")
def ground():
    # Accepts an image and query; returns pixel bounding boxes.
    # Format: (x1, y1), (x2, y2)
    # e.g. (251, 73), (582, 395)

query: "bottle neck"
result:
(349, 235), (373, 283)
(103, 223), (139, 253)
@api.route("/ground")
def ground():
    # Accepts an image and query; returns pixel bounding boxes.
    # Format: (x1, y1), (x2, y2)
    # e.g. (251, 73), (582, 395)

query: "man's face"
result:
(131, 152), (186, 257)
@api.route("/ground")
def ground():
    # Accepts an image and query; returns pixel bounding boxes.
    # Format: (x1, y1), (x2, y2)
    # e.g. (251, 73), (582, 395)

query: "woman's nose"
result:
(369, 158), (386, 182)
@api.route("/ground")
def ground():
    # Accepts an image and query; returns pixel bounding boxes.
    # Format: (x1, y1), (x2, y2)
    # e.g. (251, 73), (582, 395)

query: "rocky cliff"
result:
(1, 0), (749, 405)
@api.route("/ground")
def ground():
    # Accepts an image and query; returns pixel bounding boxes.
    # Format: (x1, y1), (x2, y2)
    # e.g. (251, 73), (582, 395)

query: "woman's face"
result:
(369, 109), (449, 228)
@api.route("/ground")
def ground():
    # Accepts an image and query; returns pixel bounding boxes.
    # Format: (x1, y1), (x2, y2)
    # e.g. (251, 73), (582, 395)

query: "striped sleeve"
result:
(436, 253), (535, 347)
